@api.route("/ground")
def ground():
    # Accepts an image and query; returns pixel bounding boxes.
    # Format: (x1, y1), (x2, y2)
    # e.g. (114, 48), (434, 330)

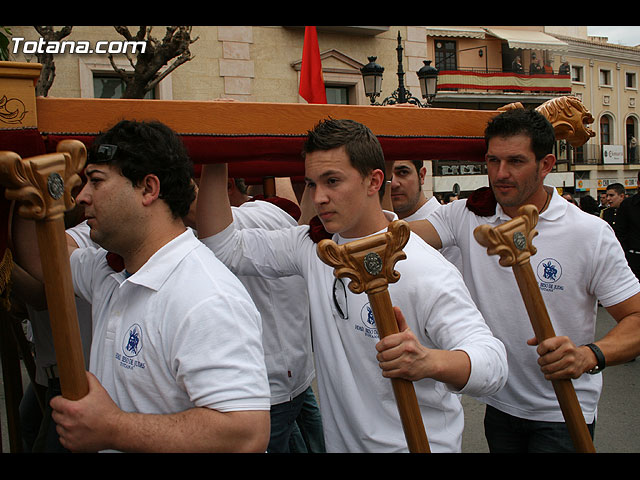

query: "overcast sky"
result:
(587, 26), (640, 46)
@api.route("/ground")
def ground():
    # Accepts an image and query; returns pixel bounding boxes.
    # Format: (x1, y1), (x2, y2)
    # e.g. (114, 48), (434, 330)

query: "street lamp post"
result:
(361, 31), (439, 107)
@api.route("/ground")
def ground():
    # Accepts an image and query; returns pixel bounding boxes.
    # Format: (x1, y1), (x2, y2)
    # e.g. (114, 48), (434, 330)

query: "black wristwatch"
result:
(584, 343), (605, 374)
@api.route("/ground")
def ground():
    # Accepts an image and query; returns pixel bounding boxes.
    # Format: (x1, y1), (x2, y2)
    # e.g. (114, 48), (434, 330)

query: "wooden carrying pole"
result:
(317, 220), (430, 453)
(0, 140), (89, 400)
(473, 204), (596, 453)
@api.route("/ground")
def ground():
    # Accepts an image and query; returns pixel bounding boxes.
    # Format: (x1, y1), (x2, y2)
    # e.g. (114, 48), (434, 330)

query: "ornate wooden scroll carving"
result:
(498, 96), (596, 148)
(317, 220), (430, 453)
(474, 205), (596, 453)
(0, 139), (88, 400)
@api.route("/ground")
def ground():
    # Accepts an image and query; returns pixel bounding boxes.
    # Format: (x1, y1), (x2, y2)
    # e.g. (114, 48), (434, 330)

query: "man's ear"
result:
(141, 174), (161, 206)
(418, 166), (427, 186)
(368, 168), (385, 197)
(539, 153), (556, 179)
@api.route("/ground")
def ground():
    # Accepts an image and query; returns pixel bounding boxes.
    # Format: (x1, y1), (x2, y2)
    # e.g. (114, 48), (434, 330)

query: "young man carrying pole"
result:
(196, 118), (507, 453)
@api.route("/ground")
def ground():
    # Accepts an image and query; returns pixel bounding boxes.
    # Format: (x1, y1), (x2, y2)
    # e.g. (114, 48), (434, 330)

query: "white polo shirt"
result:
(230, 199), (315, 405)
(202, 213), (507, 452)
(69, 228), (270, 416)
(428, 187), (640, 422)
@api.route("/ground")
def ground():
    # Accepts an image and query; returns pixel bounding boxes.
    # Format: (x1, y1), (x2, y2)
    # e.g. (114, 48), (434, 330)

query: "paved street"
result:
(1, 307), (638, 453)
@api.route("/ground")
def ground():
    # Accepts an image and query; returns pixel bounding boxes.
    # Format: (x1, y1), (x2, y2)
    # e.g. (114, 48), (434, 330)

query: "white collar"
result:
(116, 228), (199, 291)
(494, 186), (565, 223)
(334, 210), (398, 245)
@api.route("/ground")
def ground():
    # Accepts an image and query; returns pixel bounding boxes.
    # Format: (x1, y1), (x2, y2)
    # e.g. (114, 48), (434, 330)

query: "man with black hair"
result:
(43, 120), (271, 452)
(390, 160), (462, 272)
(410, 108), (640, 452)
(616, 172), (640, 282)
(601, 182), (626, 236)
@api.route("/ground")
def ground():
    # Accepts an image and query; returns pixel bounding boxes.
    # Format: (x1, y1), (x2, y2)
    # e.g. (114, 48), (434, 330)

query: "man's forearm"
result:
(421, 349), (471, 391)
(109, 407), (270, 453)
(196, 163), (234, 239)
(599, 293), (640, 366)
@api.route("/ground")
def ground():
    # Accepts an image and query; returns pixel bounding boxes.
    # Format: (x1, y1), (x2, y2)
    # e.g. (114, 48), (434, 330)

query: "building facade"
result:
(6, 25), (639, 200)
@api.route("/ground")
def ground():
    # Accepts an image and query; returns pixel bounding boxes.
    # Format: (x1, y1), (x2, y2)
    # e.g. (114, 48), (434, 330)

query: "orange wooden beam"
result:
(35, 97), (498, 138)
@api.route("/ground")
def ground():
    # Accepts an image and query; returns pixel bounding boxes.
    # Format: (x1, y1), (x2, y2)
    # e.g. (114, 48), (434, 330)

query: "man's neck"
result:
(501, 186), (552, 219)
(397, 195), (427, 220)
(229, 192), (250, 208)
(121, 220), (187, 273)
(340, 208), (390, 239)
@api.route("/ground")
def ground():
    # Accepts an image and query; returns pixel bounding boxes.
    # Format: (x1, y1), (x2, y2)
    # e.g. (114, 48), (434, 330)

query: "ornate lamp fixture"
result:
(360, 31), (439, 107)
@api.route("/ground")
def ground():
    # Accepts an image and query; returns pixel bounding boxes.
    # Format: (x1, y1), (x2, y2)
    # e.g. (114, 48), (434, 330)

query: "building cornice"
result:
(553, 34), (640, 65)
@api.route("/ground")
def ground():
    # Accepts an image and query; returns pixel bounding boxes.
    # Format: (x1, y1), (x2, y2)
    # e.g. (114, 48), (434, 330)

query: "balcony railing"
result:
(437, 68), (571, 95)
(571, 143), (639, 165)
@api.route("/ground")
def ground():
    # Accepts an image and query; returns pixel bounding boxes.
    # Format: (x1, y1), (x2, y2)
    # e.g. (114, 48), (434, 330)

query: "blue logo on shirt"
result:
(354, 302), (379, 339)
(122, 323), (143, 358)
(360, 303), (376, 328)
(536, 258), (565, 293)
(537, 258), (562, 283)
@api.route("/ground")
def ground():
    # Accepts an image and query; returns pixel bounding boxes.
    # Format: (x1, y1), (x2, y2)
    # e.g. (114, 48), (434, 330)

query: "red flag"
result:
(299, 26), (327, 104)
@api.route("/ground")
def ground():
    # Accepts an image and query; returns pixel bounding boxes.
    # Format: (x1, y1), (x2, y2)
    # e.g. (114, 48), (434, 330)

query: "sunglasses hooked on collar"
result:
(333, 277), (348, 319)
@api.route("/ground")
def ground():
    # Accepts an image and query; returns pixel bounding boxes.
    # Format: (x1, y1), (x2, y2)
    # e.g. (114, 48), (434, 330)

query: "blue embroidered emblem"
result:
(542, 261), (558, 281)
(536, 257), (562, 283)
(122, 323), (143, 358)
(536, 258), (565, 293)
(361, 303), (376, 328)
(355, 302), (379, 339)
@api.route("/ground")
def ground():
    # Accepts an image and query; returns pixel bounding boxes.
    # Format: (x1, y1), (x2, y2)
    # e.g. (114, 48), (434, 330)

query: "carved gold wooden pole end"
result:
(0, 140), (89, 400)
(499, 96), (596, 149)
(316, 220), (410, 294)
(473, 203), (596, 453)
(473, 204), (539, 267)
(316, 220), (431, 453)
(0, 140), (86, 221)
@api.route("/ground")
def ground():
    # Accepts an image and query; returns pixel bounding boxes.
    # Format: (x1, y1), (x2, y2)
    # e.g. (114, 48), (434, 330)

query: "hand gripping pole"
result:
(473, 204), (596, 453)
(0, 140), (88, 400)
(317, 220), (430, 453)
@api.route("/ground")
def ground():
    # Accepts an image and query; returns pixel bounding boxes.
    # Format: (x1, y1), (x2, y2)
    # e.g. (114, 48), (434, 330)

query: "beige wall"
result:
(7, 25), (640, 194)
(563, 47), (639, 147)
(6, 26), (430, 104)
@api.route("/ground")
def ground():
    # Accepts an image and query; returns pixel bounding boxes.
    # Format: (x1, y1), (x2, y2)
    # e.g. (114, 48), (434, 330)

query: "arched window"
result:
(600, 115), (611, 145)
(627, 116), (638, 163)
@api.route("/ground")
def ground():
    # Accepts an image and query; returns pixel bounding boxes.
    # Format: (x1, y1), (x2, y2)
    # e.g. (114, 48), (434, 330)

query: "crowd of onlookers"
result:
(511, 54), (570, 76)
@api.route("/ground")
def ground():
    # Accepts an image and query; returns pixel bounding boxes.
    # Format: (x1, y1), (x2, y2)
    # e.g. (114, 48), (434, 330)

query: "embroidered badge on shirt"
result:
(114, 323), (146, 370)
(354, 302), (379, 339)
(536, 257), (565, 293)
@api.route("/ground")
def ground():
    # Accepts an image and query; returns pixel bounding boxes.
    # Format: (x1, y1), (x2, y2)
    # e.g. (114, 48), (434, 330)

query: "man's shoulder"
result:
(401, 233), (461, 274)
(600, 207), (615, 219)
(169, 240), (255, 298)
(244, 196), (300, 222)
(621, 194), (640, 209)
(546, 203), (612, 244)
(235, 199), (294, 225)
